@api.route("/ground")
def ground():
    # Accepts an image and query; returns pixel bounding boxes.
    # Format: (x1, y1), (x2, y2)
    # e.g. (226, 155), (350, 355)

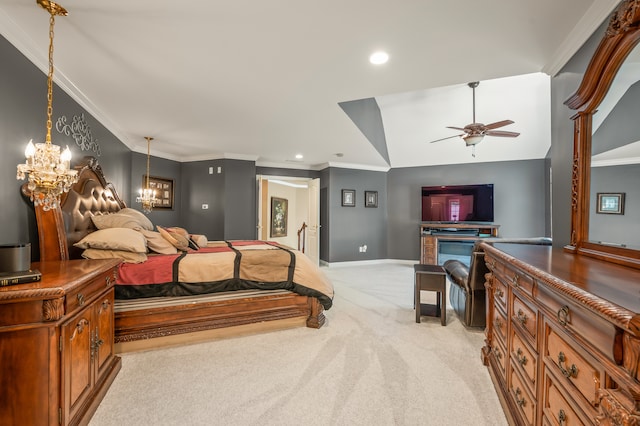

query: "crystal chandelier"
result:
(136, 136), (157, 213)
(16, 0), (78, 211)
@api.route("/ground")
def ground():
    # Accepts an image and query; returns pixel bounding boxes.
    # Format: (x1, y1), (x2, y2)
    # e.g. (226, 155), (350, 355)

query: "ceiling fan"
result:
(429, 81), (520, 156)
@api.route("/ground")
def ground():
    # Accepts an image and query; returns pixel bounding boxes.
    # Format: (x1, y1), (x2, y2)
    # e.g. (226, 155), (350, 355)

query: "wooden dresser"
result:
(0, 259), (121, 426)
(481, 242), (640, 425)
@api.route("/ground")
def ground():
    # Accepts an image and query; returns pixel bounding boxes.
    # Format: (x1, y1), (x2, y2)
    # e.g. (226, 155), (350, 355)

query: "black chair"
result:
(443, 237), (552, 328)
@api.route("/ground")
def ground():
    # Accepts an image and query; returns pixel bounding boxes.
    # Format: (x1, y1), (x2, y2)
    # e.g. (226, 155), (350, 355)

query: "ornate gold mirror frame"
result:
(564, 0), (640, 269)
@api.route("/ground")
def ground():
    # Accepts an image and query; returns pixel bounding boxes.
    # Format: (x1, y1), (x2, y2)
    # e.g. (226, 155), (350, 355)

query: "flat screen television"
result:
(421, 184), (494, 223)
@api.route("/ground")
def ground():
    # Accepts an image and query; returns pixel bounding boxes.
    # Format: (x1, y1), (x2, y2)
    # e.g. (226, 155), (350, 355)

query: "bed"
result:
(30, 156), (333, 351)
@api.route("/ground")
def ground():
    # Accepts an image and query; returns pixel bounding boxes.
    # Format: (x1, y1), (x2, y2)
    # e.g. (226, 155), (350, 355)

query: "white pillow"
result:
(74, 228), (147, 253)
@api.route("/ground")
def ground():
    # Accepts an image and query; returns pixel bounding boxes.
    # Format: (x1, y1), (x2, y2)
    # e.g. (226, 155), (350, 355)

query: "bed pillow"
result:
(190, 234), (208, 248)
(166, 226), (189, 238)
(119, 208), (154, 231)
(91, 208), (154, 231)
(136, 229), (178, 254)
(157, 226), (190, 251)
(81, 248), (147, 263)
(74, 228), (147, 253)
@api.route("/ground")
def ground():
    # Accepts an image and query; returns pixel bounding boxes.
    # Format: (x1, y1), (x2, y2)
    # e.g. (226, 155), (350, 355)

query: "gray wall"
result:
(130, 152), (181, 227)
(590, 165), (640, 248)
(0, 35), (131, 256)
(325, 168), (388, 262)
(387, 160), (548, 260)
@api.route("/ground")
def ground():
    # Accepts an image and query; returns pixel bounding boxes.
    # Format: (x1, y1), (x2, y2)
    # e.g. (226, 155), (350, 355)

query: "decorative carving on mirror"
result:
(565, 0), (640, 269)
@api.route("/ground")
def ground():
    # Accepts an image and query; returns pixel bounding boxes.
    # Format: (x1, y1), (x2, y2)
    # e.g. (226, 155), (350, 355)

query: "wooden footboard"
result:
(114, 290), (325, 352)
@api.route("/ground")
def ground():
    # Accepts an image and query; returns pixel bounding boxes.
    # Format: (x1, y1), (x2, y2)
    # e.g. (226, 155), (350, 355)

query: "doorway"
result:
(256, 175), (320, 265)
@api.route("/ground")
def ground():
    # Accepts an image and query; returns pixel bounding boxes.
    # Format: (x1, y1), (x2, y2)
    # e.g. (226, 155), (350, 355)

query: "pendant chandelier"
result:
(136, 136), (157, 213)
(16, 0), (78, 211)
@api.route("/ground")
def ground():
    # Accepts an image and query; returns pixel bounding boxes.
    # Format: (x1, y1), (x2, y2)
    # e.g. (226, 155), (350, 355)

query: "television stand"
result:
(420, 223), (499, 264)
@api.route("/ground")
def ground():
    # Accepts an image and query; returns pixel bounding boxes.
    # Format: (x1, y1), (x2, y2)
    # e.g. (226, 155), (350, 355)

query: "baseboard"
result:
(322, 258), (419, 268)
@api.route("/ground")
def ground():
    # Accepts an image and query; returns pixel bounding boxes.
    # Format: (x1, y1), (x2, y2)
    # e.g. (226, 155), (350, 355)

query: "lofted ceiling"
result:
(0, 0), (622, 171)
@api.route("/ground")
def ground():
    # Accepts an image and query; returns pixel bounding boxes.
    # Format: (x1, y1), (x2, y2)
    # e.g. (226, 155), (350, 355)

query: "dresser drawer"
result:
(543, 372), (592, 426)
(536, 284), (619, 365)
(513, 294), (538, 344)
(492, 305), (508, 347)
(492, 259), (534, 298)
(545, 325), (601, 410)
(65, 267), (116, 314)
(510, 367), (536, 425)
(491, 337), (508, 382)
(511, 328), (537, 386)
(493, 276), (507, 312)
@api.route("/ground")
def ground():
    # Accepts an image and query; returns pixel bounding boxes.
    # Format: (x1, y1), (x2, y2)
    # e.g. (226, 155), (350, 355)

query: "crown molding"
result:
(543, 0), (621, 77)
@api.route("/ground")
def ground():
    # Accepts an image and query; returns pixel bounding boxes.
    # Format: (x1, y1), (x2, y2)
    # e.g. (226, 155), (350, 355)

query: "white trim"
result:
(591, 156), (640, 167)
(321, 259), (418, 268)
(543, 0), (620, 77)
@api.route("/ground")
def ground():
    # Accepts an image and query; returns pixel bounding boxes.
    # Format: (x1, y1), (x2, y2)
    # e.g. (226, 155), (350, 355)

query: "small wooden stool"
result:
(414, 264), (447, 325)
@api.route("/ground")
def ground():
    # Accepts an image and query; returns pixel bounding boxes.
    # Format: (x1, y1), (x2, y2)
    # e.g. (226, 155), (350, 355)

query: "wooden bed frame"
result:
(30, 157), (326, 351)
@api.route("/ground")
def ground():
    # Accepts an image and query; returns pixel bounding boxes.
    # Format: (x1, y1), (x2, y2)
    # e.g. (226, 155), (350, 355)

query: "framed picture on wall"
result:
(270, 197), (288, 237)
(342, 189), (355, 207)
(144, 175), (174, 209)
(596, 192), (625, 215)
(365, 191), (378, 208)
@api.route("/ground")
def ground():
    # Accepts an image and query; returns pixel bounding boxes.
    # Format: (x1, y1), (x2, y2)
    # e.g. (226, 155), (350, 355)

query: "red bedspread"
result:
(115, 240), (333, 309)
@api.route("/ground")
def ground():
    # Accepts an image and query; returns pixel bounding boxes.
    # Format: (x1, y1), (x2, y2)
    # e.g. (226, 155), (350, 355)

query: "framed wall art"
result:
(144, 175), (174, 209)
(365, 190), (378, 208)
(342, 189), (355, 207)
(596, 192), (625, 215)
(270, 197), (288, 237)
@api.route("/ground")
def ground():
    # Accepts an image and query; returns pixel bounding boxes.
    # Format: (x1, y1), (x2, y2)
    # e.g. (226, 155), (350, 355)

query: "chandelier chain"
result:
(46, 12), (55, 143)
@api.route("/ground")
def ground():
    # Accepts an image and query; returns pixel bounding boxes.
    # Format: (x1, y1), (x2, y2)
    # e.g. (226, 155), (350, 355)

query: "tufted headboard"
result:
(27, 156), (126, 261)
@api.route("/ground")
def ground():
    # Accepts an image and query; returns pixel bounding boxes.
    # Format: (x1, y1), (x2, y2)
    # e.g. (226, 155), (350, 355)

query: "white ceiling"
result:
(0, 0), (622, 171)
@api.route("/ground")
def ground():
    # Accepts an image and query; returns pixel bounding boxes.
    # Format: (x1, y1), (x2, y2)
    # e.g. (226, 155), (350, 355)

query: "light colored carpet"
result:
(90, 262), (507, 426)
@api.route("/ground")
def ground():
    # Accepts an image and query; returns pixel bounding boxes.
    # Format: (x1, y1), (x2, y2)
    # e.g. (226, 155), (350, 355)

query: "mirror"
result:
(565, 0), (640, 269)
(588, 43), (640, 250)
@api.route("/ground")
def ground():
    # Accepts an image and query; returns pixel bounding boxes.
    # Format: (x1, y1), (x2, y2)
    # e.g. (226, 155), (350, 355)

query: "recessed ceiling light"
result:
(369, 51), (389, 65)
(295, 154), (303, 159)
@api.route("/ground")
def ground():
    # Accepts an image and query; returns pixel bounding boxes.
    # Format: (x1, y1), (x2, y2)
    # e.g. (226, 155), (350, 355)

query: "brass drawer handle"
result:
(515, 387), (526, 407)
(557, 305), (570, 326)
(558, 352), (578, 378)
(516, 309), (528, 325)
(558, 409), (567, 426)
(77, 293), (85, 306)
(105, 276), (112, 287)
(516, 348), (528, 367)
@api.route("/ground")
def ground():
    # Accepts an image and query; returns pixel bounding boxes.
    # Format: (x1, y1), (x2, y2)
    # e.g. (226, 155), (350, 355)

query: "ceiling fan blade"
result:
(429, 134), (464, 143)
(485, 130), (520, 137)
(484, 120), (514, 130)
(446, 126), (467, 131)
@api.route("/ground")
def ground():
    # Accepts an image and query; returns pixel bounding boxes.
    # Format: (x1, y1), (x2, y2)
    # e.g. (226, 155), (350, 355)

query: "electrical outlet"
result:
(202, 204), (209, 210)
(363, 245), (367, 252)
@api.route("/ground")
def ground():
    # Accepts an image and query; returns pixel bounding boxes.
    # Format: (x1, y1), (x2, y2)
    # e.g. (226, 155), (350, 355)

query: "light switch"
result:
(208, 167), (213, 174)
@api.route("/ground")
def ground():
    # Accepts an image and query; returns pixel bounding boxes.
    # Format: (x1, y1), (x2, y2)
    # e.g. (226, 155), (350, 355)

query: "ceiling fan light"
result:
(463, 134), (484, 146)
